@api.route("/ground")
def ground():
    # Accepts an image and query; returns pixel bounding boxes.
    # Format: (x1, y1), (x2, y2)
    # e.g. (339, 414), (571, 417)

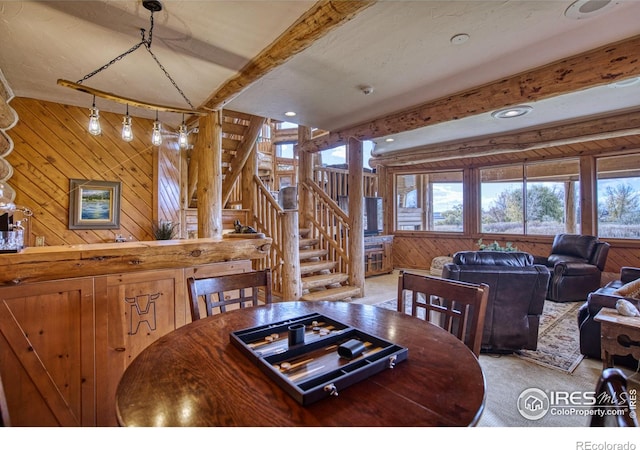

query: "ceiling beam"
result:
(368, 109), (640, 167)
(298, 34), (640, 154)
(200, 0), (376, 112)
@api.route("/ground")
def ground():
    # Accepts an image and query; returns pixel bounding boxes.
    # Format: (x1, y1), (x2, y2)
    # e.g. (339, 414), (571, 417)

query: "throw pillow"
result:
(612, 278), (640, 299)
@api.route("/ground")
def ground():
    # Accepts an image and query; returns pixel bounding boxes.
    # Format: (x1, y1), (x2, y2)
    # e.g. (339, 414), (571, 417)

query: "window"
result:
(480, 160), (579, 235)
(481, 166), (524, 234)
(526, 160), (580, 235)
(276, 143), (295, 159)
(320, 145), (347, 167)
(277, 121), (298, 129)
(597, 154), (640, 239)
(396, 171), (463, 232)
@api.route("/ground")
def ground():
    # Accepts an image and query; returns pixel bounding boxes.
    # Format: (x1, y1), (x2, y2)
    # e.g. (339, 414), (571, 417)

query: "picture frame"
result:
(69, 179), (121, 229)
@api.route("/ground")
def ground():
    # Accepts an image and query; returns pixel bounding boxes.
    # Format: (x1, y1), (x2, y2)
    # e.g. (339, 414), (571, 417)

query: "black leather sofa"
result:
(577, 266), (640, 367)
(443, 251), (550, 353)
(534, 234), (610, 302)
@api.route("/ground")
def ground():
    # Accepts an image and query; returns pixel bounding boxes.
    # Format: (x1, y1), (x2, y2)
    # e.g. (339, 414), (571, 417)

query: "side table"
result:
(594, 307), (640, 369)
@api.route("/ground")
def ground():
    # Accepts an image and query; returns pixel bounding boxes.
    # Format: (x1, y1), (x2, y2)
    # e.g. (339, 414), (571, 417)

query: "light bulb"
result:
(178, 123), (188, 149)
(122, 115), (133, 142)
(0, 181), (16, 209)
(88, 106), (101, 136)
(152, 121), (163, 146)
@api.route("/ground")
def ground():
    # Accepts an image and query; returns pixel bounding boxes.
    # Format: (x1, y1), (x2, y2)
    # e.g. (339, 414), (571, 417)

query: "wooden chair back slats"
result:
(590, 368), (639, 427)
(0, 370), (9, 427)
(187, 269), (273, 321)
(397, 271), (489, 357)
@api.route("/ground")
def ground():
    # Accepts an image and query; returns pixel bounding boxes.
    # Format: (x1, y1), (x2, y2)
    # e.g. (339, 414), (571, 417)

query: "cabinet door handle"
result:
(114, 347), (126, 352)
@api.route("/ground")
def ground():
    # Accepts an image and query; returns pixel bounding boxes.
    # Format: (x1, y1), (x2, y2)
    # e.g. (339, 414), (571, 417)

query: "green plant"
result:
(476, 238), (517, 252)
(152, 221), (178, 240)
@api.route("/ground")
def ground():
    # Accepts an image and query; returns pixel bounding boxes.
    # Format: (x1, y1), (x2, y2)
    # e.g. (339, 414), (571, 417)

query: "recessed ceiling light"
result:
(450, 33), (470, 45)
(564, 0), (617, 19)
(284, 111), (296, 117)
(491, 105), (533, 119)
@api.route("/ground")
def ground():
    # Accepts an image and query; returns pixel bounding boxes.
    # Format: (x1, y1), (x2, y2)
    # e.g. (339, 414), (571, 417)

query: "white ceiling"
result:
(1, 0), (640, 154)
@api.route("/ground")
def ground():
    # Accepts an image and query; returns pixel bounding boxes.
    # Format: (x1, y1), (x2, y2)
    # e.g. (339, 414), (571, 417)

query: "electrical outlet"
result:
(35, 236), (45, 247)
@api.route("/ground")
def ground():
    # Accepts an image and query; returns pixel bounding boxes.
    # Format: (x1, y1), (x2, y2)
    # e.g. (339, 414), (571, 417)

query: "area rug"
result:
(516, 301), (584, 373)
(375, 297), (584, 373)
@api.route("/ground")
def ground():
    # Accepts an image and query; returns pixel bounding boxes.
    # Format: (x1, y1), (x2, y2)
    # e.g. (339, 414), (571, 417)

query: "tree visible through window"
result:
(597, 154), (640, 239)
(480, 160), (579, 235)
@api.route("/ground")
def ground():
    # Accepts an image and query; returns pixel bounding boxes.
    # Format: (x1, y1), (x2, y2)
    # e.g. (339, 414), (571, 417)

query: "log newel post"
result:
(375, 164), (390, 235)
(298, 126), (313, 229)
(281, 210), (301, 301)
(347, 137), (364, 297)
(197, 110), (223, 238)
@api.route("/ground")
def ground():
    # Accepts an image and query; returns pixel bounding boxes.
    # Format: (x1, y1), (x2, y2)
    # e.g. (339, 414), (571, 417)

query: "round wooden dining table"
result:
(115, 301), (485, 427)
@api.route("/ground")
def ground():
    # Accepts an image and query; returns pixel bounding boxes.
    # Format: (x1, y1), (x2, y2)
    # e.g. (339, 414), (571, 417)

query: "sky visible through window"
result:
(277, 122), (375, 169)
(321, 141), (376, 170)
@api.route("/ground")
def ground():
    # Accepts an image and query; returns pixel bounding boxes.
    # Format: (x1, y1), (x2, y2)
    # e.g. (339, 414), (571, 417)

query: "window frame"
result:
(394, 169), (466, 234)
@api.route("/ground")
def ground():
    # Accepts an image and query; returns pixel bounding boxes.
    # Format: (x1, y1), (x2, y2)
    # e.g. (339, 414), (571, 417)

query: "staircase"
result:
(299, 228), (361, 302)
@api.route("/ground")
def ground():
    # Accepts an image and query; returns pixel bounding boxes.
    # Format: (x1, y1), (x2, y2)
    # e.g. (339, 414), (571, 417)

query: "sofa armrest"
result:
(587, 291), (640, 314)
(533, 255), (550, 266)
(620, 267), (640, 284)
(587, 292), (624, 310)
(553, 262), (600, 277)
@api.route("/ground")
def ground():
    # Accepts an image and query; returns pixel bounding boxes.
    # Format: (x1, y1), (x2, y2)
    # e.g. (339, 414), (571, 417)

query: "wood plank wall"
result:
(156, 139), (182, 236)
(393, 234), (640, 284)
(6, 97), (160, 245)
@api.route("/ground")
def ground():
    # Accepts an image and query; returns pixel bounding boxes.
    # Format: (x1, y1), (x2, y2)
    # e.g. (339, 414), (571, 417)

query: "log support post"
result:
(347, 137), (364, 297)
(298, 126), (313, 229)
(281, 210), (302, 301)
(197, 110), (223, 238)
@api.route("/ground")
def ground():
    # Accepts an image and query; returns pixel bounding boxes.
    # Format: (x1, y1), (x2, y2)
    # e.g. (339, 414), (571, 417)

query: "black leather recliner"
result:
(534, 234), (610, 303)
(443, 251), (550, 353)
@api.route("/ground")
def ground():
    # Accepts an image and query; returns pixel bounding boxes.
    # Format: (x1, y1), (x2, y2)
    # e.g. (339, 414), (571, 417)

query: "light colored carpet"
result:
(354, 270), (640, 427)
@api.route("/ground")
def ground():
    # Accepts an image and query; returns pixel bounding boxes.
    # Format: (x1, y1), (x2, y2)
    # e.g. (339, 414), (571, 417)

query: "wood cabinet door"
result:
(95, 269), (183, 426)
(0, 278), (95, 426)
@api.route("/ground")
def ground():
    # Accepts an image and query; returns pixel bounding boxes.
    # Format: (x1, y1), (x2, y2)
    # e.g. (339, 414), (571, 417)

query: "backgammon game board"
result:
(230, 312), (408, 405)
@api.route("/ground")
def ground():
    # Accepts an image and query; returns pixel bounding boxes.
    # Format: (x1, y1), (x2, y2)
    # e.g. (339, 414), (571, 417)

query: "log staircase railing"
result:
(313, 166), (378, 201)
(251, 174), (300, 299)
(301, 180), (351, 276)
(226, 177), (242, 208)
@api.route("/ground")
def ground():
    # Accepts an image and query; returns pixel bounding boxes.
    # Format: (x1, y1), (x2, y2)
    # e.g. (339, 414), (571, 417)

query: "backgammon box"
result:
(230, 312), (408, 405)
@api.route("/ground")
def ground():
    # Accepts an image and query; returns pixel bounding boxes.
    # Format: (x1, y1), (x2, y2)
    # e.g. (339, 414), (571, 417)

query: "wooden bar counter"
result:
(0, 237), (271, 426)
(0, 237), (271, 285)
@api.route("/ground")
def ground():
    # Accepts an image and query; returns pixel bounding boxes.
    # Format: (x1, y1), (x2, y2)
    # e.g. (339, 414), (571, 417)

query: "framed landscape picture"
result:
(69, 179), (121, 229)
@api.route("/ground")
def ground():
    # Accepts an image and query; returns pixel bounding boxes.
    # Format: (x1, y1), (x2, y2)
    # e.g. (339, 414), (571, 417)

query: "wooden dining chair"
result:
(187, 268), (273, 321)
(590, 368), (638, 427)
(0, 370), (10, 427)
(397, 270), (489, 357)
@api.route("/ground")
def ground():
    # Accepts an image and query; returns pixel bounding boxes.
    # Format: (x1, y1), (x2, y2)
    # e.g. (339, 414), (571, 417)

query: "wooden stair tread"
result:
(301, 285), (361, 302)
(301, 273), (349, 290)
(299, 238), (319, 248)
(300, 261), (336, 274)
(300, 248), (327, 260)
